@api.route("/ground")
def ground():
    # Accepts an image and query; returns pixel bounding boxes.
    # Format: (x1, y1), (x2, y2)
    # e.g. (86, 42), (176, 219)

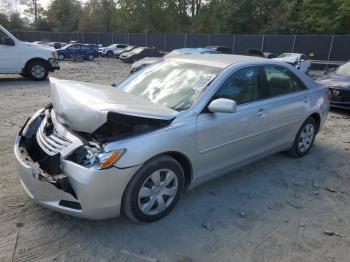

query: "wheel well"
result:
(24, 58), (49, 72)
(309, 113), (321, 132)
(164, 152), (193, 190)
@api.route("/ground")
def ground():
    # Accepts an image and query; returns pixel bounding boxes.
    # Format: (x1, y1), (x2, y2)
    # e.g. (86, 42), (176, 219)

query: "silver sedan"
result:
(14, 54), (330, 222)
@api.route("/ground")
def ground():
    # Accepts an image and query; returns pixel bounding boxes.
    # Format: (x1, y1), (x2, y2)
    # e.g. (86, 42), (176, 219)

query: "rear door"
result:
(196, 66), (270, 179)
(261, 64), (310, 150)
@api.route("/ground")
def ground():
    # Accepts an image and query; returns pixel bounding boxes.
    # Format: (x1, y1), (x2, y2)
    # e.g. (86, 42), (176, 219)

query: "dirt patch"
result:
(0, 58), (350, 262)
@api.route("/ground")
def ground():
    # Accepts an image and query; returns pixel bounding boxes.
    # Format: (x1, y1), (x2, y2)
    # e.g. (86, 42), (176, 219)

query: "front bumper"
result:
(329, 87), (350, 110)
(48, 58), (60, 71)
(14, 109), (140, 219)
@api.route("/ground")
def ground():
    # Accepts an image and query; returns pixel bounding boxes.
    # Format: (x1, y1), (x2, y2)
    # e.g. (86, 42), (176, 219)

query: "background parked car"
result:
(247, 48), (277, 59)
(273, 53), (311, 74)
(206, 45), (233, 54)
(114, 45), (136, 58)
(0, 25), (59, 80)
(318, 61), (350, 110)
(119, 47), (163, 63)
(48, 42), (66, 49)
(98, 43), (129, 57)
(57, 43), (98, 61)
(131, 47), (220, 73)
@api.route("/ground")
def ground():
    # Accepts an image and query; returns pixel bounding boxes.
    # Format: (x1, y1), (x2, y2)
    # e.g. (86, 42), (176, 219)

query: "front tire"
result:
(26, 60), (49, 81)
(122, 155), (185, 223)
(106, 51), (113, 58)
(287, 117), (317, 158)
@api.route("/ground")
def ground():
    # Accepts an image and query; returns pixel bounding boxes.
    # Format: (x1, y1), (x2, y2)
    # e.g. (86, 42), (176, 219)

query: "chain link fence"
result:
(12, 31), (350, 62)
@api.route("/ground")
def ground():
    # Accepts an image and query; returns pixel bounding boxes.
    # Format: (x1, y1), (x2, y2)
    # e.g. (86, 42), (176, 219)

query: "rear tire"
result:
(287, 117), (316, 158)
(122, 155), (185, 223)
(26, 60), (49, 81)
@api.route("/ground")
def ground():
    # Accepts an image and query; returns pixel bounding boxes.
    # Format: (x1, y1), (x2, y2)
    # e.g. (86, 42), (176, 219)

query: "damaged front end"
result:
(16, 105), (80, 199)
(14, 78), (179, 218)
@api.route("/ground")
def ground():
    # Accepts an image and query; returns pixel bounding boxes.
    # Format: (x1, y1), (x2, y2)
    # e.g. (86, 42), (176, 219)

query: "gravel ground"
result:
(0, 58), (350, 262)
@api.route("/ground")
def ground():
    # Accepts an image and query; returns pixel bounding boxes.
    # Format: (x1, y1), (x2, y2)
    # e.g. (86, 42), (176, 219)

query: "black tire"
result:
(122, 155), (185, 223)
(287, 117), (317, 158)
(87, 55), (95, 61)
(106, 51), (113, 58)
(26, 60), (49, 81)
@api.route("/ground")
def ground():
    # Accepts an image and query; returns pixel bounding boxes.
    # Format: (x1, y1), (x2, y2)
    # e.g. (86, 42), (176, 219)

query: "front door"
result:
(196, 66), (270, 179)
(0, 30), (19, 73)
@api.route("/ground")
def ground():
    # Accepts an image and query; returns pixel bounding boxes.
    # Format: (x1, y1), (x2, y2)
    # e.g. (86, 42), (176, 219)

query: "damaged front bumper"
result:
(14, 108), (140, 220)
(48, 58), (60, 71)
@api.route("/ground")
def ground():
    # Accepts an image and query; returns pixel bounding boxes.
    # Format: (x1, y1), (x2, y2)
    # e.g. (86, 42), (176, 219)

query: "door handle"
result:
(256, 108), (267, 117)
(302, 96), (309, 103)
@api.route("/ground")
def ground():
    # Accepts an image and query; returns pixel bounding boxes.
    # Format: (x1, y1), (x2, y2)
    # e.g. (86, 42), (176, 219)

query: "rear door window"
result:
(262, 65), (307, 98)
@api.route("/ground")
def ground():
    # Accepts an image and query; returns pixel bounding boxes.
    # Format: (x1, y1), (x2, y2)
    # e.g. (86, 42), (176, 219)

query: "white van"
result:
(0, 25), (59, 80)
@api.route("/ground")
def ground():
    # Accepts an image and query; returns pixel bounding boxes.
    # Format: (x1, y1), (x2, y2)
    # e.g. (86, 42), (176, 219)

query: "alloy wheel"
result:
(31, 65), (46, 79)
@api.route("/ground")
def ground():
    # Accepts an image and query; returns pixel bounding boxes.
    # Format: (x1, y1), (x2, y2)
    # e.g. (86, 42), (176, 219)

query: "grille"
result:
(329, 87), (350, 102)
(36, 117), (72, 156)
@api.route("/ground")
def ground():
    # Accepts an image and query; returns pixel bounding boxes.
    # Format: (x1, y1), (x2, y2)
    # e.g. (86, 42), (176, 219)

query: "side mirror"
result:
(208, 98), (237, 113)
(5, 37), (15, 46)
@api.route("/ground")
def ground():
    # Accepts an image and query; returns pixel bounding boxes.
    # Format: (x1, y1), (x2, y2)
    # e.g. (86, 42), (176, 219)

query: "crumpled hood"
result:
(49, 77), (178, 133)
(318, 74), (350, 88)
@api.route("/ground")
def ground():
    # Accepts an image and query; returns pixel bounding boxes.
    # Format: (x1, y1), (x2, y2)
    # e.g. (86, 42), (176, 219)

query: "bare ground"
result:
(0, 58), (350, 262)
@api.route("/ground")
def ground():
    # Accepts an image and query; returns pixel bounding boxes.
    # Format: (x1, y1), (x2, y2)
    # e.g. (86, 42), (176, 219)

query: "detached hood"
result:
(49, 78), (178, 133)
(120, 51), (135, 58)
(272, 57), (298, 63)
(318, 74), (350, 88)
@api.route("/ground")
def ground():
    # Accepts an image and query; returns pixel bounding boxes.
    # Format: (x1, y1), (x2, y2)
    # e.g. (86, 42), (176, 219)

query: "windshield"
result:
(335, 63), (350, 75)
(116, 60), (222, 111)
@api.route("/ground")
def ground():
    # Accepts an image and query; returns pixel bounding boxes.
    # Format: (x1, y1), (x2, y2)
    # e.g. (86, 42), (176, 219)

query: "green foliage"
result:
(46, 0), (81, 31)
(0, 0), (350, 33)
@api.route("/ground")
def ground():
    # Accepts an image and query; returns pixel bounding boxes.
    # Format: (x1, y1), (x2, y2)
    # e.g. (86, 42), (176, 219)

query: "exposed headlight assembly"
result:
(68, 144), (126, 169)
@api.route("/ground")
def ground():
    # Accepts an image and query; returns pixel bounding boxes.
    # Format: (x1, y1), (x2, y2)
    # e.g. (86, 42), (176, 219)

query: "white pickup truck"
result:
(0, 25), (60, 80)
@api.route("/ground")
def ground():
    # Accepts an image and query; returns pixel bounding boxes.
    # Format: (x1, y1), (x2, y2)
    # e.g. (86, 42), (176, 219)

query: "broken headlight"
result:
(68, 144), (126, 169)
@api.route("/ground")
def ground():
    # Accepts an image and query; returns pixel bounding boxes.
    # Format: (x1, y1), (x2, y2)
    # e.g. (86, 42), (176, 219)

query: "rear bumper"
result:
(14, 110), (140, 220)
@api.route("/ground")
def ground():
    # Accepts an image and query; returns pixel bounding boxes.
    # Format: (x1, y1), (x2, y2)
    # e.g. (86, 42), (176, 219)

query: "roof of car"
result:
(167, 54), (267, 68)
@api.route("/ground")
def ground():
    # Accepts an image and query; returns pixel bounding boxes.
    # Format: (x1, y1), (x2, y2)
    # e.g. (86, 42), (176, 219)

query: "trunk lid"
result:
(49, 77), (178, 133)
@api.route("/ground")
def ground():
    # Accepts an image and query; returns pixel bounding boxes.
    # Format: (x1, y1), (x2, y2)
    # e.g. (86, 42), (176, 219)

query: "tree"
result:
(46, 0), (82, 31)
